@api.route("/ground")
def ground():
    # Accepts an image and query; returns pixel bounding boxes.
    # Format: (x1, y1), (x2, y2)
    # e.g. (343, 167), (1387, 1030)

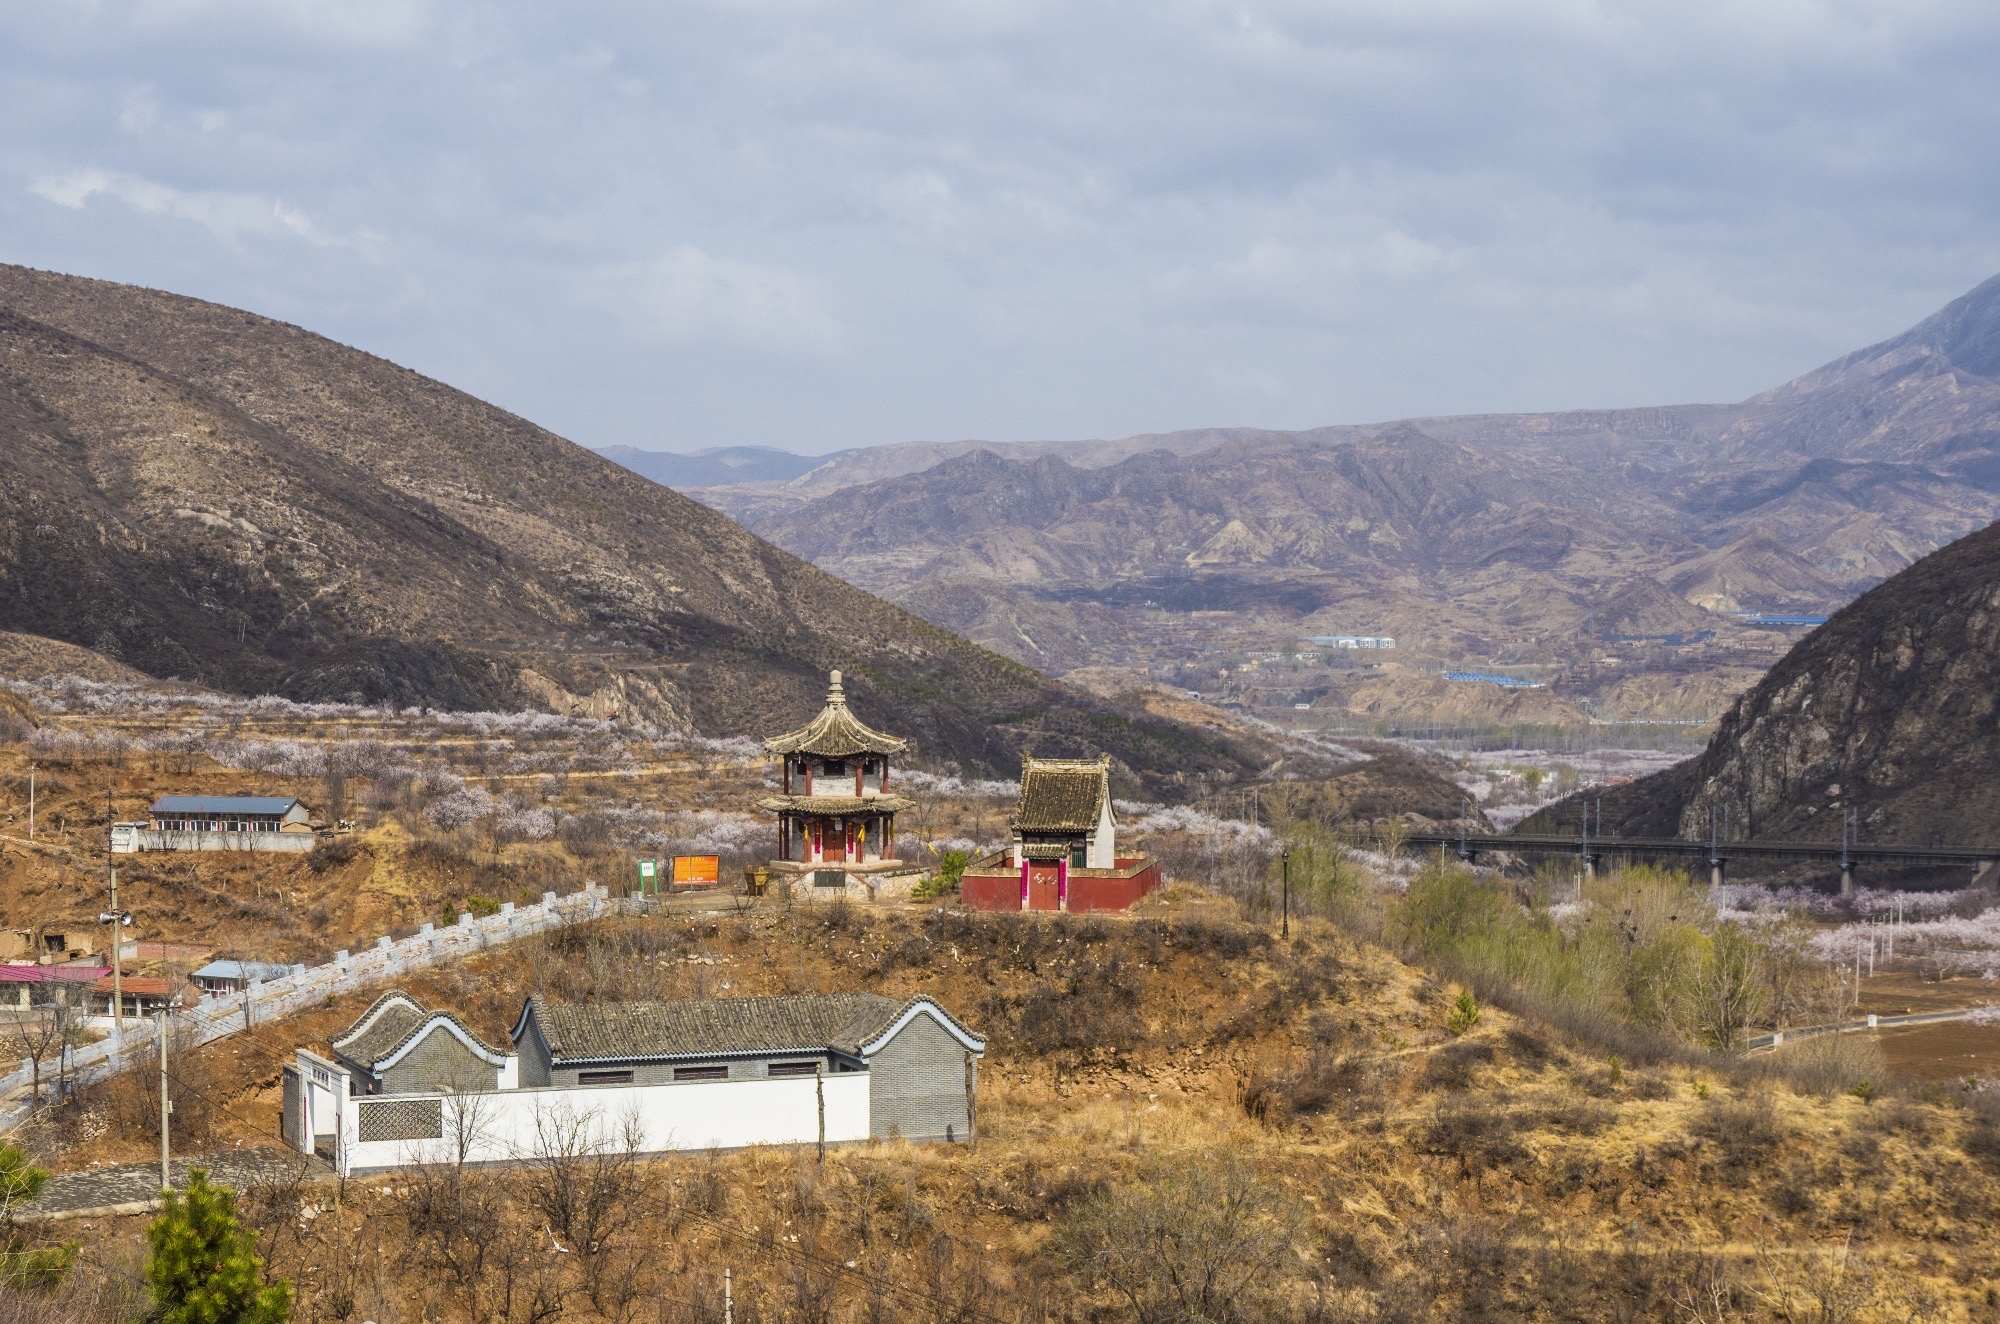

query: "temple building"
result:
(958, 756), (1163, 913)
(757, 672), (923, 901)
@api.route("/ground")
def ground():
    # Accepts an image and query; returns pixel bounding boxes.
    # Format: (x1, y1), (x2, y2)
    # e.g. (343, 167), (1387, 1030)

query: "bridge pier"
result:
(1582, 852), (1600, 881)
(1840, 862), (1855, 897)
(1974, 859), (1999, 892)
(1709, 858), (1726, 887)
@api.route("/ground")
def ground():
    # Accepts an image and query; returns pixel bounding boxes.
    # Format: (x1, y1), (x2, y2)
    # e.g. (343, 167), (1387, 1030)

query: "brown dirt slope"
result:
(27, 905), (2000, 1322)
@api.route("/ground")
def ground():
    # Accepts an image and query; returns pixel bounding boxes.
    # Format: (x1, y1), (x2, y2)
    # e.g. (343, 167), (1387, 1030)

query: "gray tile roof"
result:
(531, 993), (900, 1063)
(1012, 757), (1112, 833)
(525, 992), (985, 1063)
(763, 672), (909, 758)
(330, 990), (504, 1071)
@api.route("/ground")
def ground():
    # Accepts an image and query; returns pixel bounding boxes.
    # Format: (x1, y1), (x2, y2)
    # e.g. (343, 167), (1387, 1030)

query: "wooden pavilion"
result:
(757, 671), (923, 901)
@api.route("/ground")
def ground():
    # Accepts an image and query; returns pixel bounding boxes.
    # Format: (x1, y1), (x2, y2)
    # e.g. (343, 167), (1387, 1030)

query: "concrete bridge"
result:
(1401, 829), (2000, 894)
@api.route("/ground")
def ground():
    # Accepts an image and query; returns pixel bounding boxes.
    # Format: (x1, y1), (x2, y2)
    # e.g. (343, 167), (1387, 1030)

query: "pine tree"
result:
(144, 1169), (292, 1324)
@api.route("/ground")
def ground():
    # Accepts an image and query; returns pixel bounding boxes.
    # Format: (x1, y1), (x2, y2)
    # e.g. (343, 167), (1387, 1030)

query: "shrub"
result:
(1446, 989), (1481, 1037)
(1052, 1151), (1305, 1324)
(305, 835), (358, 875)
(145, 1170), (292, 1324)
(1690, 1094), (1784, 1166)
(1420, 1041), (1494, 1092)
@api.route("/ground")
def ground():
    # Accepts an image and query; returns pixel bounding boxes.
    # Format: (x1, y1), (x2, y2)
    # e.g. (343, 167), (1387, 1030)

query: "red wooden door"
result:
(824, 821), (846, 862)
(1027, 862), (1061, 911)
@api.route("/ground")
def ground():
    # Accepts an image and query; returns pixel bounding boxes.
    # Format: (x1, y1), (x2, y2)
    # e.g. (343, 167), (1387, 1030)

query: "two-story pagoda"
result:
(757, 671), (922, 901)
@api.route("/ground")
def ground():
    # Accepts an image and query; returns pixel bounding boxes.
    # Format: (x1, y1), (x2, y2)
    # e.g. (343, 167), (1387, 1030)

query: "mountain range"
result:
(0, 264), (1308, 793)
(645, 276), (2000, 723)
(1522, 512), (2000, 851)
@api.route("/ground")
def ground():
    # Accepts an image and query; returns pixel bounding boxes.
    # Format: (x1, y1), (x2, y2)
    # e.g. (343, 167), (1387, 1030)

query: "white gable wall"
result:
(1087, 790), (1116, 868)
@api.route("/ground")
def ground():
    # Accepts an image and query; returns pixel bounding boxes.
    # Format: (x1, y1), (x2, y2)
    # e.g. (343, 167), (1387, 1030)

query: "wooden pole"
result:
(815, 1064), (826, 1165)
(964, 1050), (977, 1152)
(159, 1006), (171, 1192)
(107, 791), (124, 1039)
(1281, 847), (1290, 939)
(26, 764), (33, 839)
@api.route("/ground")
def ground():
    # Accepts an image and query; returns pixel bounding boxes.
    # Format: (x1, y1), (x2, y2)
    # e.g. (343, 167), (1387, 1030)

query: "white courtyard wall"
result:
(332, 1074), (871, 1174)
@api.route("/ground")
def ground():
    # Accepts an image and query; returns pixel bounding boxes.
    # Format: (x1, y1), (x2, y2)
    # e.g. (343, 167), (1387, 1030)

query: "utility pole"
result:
(1281, 847), (1291, 939)
(1840, 807), (1857, 898)
(815, 1064), (825, 1165)
(105, 791), (125, 1039)
(26, 764), (33, 839)
(723, 1268), (734, 1324)
(158, 1005), (172, 1192)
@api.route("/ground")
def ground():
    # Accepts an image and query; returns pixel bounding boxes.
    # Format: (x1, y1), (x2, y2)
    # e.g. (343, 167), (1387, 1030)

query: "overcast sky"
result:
(5, 1), (2000, 454)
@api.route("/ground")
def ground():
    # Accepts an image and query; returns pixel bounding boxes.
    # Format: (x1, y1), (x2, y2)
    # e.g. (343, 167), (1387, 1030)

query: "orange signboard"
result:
(672, 854), (721, 886)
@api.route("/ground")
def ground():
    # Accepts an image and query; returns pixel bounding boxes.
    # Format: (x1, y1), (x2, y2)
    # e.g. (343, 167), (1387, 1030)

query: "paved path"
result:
(1744, 1006), (1993, 1052)
(24, 1148), (333, 1220)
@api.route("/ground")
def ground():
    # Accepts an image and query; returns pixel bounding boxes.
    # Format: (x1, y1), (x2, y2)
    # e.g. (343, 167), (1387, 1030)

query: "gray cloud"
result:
(4, 0), (2000, 453)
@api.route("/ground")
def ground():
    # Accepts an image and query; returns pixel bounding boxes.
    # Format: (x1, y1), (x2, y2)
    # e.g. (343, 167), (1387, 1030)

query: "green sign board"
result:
(637, 858), (658, 892)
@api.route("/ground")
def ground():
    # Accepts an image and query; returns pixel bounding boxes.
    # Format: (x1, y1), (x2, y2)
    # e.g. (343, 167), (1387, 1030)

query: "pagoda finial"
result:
(828, 669), (845, 705)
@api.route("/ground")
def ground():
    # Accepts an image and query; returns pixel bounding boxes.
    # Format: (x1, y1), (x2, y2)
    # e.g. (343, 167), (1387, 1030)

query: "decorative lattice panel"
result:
(357, 1097), (444, 1142)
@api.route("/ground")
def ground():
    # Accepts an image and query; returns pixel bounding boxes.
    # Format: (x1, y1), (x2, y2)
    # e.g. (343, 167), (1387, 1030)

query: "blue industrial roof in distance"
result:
(150, 795), (302, 815)
(1734, 612), (1828, 626)
(1441, 672), (1547, 690)
(193, 959), (295, 983)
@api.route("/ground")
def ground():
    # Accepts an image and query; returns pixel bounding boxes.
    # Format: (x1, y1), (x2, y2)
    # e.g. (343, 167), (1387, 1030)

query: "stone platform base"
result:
(768, 860), (926, 903)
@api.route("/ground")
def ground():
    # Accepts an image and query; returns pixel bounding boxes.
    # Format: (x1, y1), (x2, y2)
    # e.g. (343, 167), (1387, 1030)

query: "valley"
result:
(637, 275), (2000, 738)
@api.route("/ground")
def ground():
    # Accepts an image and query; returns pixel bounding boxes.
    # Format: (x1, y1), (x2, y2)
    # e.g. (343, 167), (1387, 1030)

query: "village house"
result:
(88, 974), (176, 1019)
(112, 795), (317, 854)
(284, 988), (984, 1175)
(959, 756), (1163, 913)
(192, 959), (300, 997)
(756, 671), (923, 901)
(0, 963), (103, 1010)
(0, 925), (96, 965)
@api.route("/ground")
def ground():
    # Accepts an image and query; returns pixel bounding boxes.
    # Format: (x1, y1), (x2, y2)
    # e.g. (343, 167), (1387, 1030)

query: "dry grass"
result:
(11, 901), (2000, 1321)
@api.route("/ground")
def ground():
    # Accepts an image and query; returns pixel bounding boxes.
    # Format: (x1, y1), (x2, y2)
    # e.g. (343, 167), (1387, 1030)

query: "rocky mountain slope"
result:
(0, 264), (1297, 791)
(1524, 514), (2000, 846)
(663, 276), (2000, 721)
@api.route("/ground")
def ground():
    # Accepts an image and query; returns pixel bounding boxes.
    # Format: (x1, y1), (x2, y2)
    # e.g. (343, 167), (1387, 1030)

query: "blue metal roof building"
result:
(150, 795), (304, 816)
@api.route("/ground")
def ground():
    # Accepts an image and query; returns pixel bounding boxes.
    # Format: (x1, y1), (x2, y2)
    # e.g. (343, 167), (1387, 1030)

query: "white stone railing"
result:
(0, 883), (624, 1134)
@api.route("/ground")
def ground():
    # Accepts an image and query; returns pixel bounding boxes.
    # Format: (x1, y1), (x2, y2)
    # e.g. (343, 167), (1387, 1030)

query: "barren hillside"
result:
(0, 264), (1298, 793)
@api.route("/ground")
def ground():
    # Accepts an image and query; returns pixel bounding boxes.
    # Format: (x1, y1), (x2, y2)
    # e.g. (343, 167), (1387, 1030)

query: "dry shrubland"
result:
(4, 899), (1997, 1322)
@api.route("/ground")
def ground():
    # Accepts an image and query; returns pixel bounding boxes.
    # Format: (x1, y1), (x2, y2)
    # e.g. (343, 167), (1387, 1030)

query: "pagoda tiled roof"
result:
(763, 671), (909, 758)
(756, 793), (915, 815)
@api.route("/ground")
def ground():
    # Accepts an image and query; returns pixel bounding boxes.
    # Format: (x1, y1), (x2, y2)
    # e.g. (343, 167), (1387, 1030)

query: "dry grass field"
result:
(10, 900), (2000, 1323)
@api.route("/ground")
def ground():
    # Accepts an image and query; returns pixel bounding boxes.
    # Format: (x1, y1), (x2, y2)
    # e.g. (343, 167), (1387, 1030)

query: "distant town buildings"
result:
(1306, 635), (1396, 649)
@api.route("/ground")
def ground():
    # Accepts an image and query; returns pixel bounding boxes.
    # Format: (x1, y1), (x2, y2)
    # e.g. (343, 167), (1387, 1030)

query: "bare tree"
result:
(1688, 923), (1769, 1054)
(1, 985), (81, 1109)
(524, 1101), (648, 1316)
(1054, 1150), (1306, 1324)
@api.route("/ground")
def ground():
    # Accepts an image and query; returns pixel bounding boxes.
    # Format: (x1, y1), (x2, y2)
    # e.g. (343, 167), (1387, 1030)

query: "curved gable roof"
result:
(333, 990), (507, 1071)
(835, 995), (985, 1059)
